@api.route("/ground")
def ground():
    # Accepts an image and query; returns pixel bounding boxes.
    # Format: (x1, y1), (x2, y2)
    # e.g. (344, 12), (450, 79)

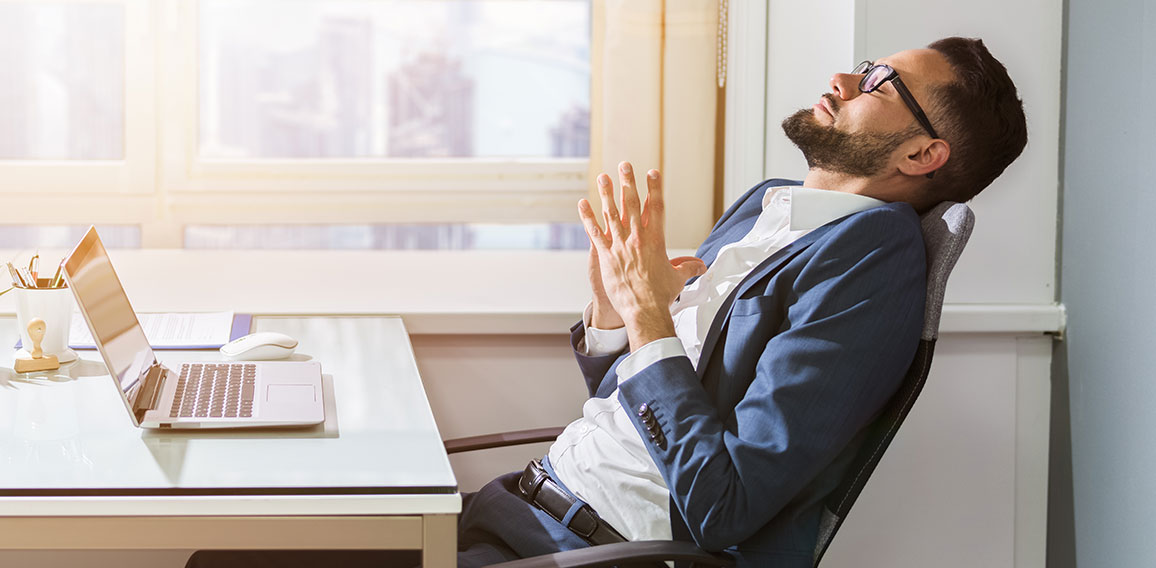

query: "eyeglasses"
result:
(852, 61), (939, 140)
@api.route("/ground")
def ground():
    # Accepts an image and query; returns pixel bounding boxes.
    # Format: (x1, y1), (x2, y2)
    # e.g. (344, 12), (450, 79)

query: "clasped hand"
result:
(578, 162), (706, 351)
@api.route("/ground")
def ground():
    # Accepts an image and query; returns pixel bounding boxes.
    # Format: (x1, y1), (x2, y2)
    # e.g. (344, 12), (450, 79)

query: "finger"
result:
(587, 245), (603, 284)
(596, 174), (624, 240)
(589, 243), (603, 268)
(671, 256), (708, 280)
(578, 199), (609, 250)
(670, 255), (704, 267)
(643, 169), (665, 236)
(618, 161), (642, 234)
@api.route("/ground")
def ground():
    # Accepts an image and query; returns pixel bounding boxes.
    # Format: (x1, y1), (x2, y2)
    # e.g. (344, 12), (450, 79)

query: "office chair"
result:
(444, 202), (975, 568)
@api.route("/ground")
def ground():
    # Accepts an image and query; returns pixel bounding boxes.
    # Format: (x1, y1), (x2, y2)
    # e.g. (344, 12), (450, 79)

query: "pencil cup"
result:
(15, 279), (78, 364)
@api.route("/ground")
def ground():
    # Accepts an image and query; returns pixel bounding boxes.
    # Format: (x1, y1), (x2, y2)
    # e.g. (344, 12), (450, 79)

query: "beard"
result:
(781, 107), (920, 177)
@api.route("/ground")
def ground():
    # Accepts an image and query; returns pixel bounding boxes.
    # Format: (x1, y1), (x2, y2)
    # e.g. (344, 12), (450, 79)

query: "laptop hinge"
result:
(133, 362), (166, 421)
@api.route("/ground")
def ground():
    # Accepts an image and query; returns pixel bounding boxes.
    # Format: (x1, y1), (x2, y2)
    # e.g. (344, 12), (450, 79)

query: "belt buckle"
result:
(519, 459), (600, 543)
(519, 460), (548, 500)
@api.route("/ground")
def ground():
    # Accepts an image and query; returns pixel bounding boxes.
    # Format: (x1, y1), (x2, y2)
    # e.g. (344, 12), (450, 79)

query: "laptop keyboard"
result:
(170, 363), (256, 419)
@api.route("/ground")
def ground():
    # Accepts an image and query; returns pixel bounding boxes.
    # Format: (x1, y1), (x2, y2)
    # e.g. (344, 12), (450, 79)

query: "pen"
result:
(6, 262), (27, 287)
(50, 261), (64, 288)
(18, 267), (36, 288)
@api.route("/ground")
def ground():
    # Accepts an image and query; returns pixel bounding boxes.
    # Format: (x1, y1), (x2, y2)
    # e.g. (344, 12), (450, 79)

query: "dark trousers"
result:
(185, 472), (592, 568)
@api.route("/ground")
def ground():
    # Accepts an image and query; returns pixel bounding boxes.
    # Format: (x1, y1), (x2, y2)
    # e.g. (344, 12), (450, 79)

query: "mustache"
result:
(821, 93), (840, 116)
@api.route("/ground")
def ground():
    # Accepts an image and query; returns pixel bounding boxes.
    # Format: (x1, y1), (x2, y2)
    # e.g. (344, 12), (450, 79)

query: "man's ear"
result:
(898, 138), (950, 177)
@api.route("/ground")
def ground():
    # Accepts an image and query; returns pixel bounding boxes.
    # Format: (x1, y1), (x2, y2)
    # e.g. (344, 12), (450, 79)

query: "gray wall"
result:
(1057, 0), (1156, 565)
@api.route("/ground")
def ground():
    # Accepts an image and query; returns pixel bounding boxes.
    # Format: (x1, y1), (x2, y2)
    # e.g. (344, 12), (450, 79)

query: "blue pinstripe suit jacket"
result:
(568, 179), (926, 567)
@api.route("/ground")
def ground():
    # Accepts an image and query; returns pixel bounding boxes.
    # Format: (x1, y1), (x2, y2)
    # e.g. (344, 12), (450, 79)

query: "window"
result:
(0, 3), (124, 160)
(0, 0), (592, 250)
(199, 0), (590, 160)
(184, 223), (589, 250)
(0, 225), (140, 249)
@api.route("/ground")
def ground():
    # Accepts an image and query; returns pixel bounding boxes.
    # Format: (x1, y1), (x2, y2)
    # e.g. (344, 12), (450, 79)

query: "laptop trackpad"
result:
(266, 384), (316, 403)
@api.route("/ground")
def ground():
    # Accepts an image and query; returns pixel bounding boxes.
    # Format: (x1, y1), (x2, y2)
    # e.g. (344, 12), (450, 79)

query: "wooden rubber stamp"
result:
(14, 317), (60, 373)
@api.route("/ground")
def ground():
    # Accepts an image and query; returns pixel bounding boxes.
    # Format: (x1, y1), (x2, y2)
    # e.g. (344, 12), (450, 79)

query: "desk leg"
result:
(423, 514), (457, 568)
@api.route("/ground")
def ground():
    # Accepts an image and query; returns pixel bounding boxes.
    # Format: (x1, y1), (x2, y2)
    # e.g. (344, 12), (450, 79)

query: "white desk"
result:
(0, 316), (460, 567)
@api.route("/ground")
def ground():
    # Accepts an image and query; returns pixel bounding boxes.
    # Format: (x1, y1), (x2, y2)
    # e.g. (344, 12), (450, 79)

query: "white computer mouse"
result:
(220, 332), (298, 361)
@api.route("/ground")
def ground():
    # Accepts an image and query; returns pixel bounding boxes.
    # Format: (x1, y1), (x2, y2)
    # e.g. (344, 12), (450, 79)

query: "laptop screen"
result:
(63, 226), (156, 402)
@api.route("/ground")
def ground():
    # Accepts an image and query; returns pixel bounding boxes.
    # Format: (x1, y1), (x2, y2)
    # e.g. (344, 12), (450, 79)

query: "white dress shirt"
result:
(546, 186), (884, 542)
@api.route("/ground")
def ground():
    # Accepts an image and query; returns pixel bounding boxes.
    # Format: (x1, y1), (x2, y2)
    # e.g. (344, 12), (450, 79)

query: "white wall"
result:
(763, 0), (857, 181)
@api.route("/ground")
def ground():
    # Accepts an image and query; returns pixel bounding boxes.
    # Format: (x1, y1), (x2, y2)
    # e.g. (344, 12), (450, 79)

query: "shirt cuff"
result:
(615, 337), (687, 385)
(580, 302), (628, 356)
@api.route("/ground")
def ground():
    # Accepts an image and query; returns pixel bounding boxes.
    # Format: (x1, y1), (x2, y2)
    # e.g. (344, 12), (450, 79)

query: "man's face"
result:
(782, 49), (954, 177)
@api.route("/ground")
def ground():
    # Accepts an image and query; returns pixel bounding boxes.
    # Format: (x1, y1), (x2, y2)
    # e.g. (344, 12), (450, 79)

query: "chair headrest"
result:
(919, 202), (975, 341)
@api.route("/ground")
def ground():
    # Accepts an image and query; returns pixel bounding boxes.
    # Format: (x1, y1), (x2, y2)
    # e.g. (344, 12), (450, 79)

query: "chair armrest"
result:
(444, 427), (566, 455)
(485, 540), (735, 568)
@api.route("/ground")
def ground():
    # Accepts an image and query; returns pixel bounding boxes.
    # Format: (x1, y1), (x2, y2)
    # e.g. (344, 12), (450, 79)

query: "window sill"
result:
(0, 249), (1064, 335)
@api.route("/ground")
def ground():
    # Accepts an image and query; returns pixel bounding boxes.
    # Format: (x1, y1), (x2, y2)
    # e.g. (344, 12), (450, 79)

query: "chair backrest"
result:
(812, 202), (975, 566)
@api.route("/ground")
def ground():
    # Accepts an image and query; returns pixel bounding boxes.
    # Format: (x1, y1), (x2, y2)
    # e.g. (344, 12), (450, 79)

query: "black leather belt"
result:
(517, 459), (627, 546)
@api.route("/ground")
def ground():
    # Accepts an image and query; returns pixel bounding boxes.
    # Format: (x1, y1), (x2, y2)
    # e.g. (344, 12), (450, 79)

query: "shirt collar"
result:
(763, 186), (886, 231)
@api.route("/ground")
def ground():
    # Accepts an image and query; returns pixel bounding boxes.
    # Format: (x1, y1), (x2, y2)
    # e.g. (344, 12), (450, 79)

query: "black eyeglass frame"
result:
(852, 60), (940, 141)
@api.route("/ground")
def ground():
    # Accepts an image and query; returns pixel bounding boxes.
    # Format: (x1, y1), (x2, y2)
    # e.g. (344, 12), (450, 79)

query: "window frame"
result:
(160, 0), (589, 227)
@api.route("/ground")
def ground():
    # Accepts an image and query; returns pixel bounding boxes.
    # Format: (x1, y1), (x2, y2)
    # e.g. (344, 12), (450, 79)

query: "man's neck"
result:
(802, 169), (874, 196)
(802, 168), (923, 208)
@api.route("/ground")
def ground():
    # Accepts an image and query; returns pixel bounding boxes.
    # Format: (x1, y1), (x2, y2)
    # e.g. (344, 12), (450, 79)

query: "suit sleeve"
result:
(616, 207), (926, 550)
(569, 320), (626, 398)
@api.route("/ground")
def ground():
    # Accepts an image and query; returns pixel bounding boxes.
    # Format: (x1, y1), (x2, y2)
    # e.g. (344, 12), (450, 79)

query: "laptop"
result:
(62, 226), (325, 429)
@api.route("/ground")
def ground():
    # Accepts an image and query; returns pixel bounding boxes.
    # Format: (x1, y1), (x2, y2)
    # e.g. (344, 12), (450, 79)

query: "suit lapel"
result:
(694, 223), (838, 379)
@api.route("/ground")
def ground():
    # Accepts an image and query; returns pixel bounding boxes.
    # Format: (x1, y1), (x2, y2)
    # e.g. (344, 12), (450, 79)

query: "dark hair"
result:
(925, 37), (1027, 203)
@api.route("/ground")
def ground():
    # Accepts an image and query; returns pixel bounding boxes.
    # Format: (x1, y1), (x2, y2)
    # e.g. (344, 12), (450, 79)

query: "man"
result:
(188, 37), (1026, 568)
(454, 36), (1026, 567)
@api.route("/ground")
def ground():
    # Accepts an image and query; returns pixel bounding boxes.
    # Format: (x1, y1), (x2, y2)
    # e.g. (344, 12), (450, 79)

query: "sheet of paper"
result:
(68, 311), (236, 349)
